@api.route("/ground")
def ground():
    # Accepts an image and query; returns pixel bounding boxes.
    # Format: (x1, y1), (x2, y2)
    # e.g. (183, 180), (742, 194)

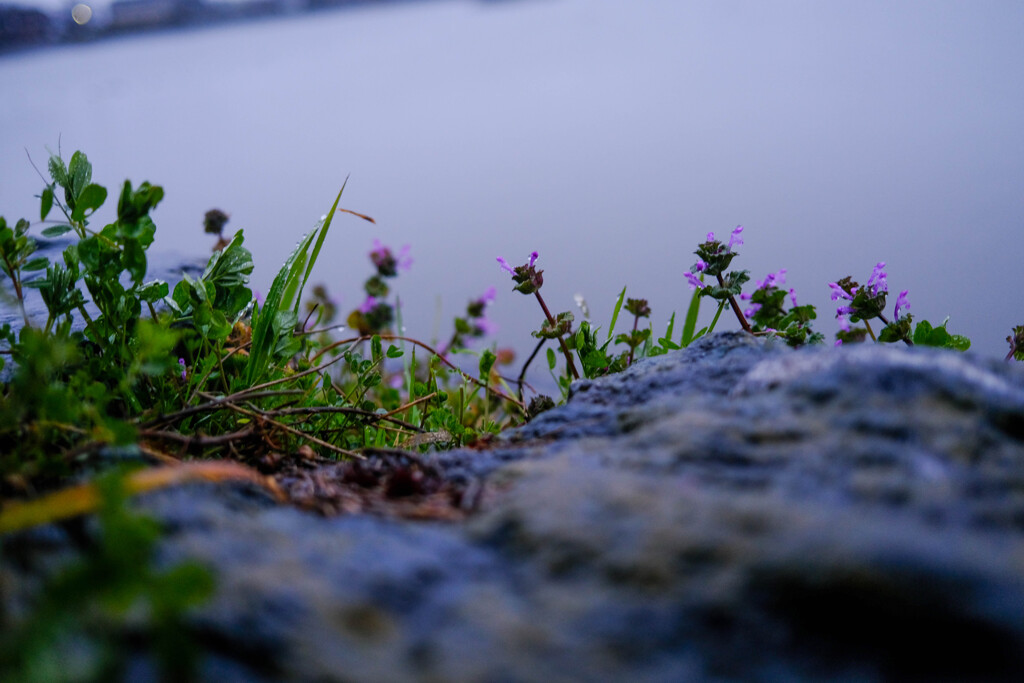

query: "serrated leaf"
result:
(47, 154), (68, 186)
(479, 349), (496, 380)
(68, 150), (92, 198)
(949, 335), (971, 351)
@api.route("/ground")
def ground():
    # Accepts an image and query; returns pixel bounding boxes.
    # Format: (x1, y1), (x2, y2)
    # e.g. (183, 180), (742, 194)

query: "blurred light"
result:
(71, 3), (92, 25)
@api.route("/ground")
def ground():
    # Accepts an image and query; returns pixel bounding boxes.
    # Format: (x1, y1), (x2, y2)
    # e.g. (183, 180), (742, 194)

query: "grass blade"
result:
(607, 286), (627, 342)
(294, 180), (347, 315)
(681, 286), (703, 346)
(246, 228), (317, 385)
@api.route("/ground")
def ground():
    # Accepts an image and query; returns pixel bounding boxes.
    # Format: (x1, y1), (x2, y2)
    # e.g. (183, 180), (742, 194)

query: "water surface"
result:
(2, 0), (1022, 371)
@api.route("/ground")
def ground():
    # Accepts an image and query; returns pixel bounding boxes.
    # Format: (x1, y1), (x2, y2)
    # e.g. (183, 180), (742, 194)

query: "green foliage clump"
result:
(0, 468), (213, 682)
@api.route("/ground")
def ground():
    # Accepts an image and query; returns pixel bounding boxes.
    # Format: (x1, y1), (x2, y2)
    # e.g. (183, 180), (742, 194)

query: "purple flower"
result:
(529, 251), (539, 267)
(684, 271), (707, 290)
(744, 303), (762, 318)
(468, 286), (497, 318)
(836, 305), (855, 317)
(178, 358), (186, 380)
(727, 225), (744, 251)
(706, 232), (715, 243)
(894, 289), (910, 320)
(756, 269), (787, 290)
(837, 315), (851, 332)
(694, 258), (707, 272)
(358, 295), (377, 313)
(370, 239), (412, 277)
(474, 316), (499, 337)
(496, 256), (515, 275)
(788, 288), (798, 307)
(865, 261), (888, 296)
(828, 282), (852, 301)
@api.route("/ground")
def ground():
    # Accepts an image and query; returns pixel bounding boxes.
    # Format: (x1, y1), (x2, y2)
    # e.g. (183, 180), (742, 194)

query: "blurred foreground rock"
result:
(5, 332), (1024, 681)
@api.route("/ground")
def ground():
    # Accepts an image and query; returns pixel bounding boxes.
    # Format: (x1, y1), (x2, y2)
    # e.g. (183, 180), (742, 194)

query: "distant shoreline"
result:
(1, 0), (482, 55)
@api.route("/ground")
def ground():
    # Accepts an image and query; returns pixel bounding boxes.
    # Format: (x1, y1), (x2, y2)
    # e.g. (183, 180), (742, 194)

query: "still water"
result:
(2, 0), (1023, 371)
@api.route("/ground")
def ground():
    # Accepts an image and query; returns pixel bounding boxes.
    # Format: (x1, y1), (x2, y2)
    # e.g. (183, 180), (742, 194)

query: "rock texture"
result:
(5, 332), (1024, 681)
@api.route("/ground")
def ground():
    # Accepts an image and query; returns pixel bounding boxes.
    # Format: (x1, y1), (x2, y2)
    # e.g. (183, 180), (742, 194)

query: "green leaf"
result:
(123, 239), (147, 285)
(607, 286), (626, 342)
(23, 256), (49, 272)
(912, 320), (934, 345)
(68, 151), (92, 198)
(479, 349), (496, 381)
(200, 230), (254, 319)
(371, 334), (383, 364)
(40, 186), (54, 221)
(663, 311), (675, 344)
(949, 335), (971, 351)
(546, 347), (557, 370)
(47, 153), (68, 187)
(70, 183), (107, 222)
(41, 223), (74, 238)
(386, 344), (403, 359)
(138, 280), (169, 303)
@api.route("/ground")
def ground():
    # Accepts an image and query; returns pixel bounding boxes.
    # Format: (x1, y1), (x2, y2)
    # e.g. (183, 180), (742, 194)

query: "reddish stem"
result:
(534, 291), (580, 380)
(717, 274), (753, 334)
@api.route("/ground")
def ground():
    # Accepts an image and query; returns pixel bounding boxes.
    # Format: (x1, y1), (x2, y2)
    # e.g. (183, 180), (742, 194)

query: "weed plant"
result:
(1, 148), (1021, 677)
(1, 149), (1019, 491)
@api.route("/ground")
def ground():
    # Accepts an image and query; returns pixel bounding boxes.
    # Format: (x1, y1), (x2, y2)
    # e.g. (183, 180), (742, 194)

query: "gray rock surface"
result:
(5, 331), (1024, 681)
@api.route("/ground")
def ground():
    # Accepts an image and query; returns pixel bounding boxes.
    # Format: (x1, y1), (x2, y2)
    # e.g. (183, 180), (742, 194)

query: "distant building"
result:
(0, 4), (56, 49)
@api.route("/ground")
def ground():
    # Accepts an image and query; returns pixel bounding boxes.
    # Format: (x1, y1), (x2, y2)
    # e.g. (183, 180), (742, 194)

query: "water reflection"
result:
(1, 0), (1022, 376)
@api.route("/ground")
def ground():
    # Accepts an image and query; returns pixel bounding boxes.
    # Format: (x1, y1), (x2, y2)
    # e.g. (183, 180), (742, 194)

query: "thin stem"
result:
(199, 392), (365, 460)
(533, 290), (580, 380)
(627, 315), (639, 366)
(706, 300), (726, 335)
(517, 337), (547, 404)
(312, 334), (527, 414)
(863, 319), (877, 342)
(247, 404), (424, 433)
(140, 389), (306, 428)
(717, 273), (752, 334)
(0, 252), (30, 329)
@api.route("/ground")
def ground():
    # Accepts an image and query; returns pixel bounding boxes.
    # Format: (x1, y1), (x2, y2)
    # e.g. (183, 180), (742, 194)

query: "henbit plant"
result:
(498, 225), (995, 405)
(4, 148), (1022, 683)
(828, 262), (970, 350)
